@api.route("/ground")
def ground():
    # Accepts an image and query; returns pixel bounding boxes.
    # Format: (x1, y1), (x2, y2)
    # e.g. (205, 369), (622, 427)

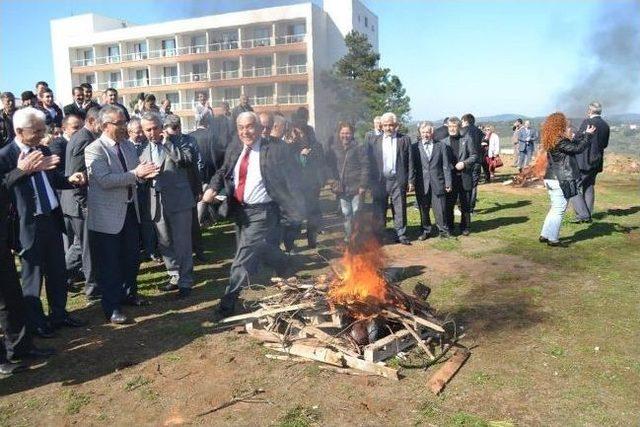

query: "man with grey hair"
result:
(368, 112), (414, 244)
(0, 107), (86, 335)
(365, 116), (383, 147)
(202, 111), (305, 319)
(231, 94), (254, 130)
(139, 113), (196, 297)
(271, 114), (287, 141)
(85, 105), (159, 323)
(570, 101), (610, 223)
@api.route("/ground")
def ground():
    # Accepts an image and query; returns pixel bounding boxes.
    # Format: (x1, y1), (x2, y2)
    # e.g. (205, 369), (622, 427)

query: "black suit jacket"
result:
(63, 103), (86, 120)
(444, 133), (478, 191)
(411, 140), (452, 197)
(0, 141), (73, 251)
(48, 136), (68, 173)
(61, 127), (95, 217)
(208, 138), (305, 222)
(575, 116), (610, 173)
(368, 132), (414, 192)
(433, 125), (449, 142)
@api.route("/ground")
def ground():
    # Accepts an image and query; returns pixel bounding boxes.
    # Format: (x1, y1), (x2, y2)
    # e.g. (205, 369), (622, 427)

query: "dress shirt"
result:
(421, 139), (434, 160)
(381, 133), (397, 178)
(15, 139), (59, 214)
(45, 105), (58, 121)
(233, 139), (271, 205)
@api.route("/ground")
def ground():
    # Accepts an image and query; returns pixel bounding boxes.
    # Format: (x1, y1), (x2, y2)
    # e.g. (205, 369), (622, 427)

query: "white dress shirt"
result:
(382, 133), (397, 177)
(421, 139), (434, 160)
(233, 140), (271, 205)
(488, 133), (500, 158)
(15, 139), (59, 214)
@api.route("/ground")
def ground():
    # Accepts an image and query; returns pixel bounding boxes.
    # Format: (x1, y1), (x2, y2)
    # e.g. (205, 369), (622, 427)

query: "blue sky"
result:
(1, 0), (638, 119)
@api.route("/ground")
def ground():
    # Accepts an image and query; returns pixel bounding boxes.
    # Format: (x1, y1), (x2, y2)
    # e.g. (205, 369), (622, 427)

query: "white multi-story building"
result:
(50, 0), (378, 139)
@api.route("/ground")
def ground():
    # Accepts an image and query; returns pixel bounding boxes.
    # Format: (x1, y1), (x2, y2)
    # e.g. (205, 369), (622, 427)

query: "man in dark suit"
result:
(61, 108), (100, 298)
(443, 117), (478, 236)
(411, 122), (452, 239)
(1, 152), (56, 374)
(1, 92), (16, 149)
(103, 88), (131, 122)
(461, 113), (484, 213)
(364, 116), (382, 147)
(202, 111), (305, 318)
(190, 115), (219, 226)
(38, 89), (63, 129)
(139, 112), (196, 298)
(571, 101), (610, 223)
(0, 107), (87, 337)
(368, 112), (414, 245)
(231, 94), (254, 131)
(433, 117), (450, 142)
(63, 87), (88, 120)
(80, 83), (100, 112)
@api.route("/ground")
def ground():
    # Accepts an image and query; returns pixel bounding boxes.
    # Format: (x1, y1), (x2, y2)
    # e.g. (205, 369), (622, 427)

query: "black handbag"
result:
(558, 179), (579, 199)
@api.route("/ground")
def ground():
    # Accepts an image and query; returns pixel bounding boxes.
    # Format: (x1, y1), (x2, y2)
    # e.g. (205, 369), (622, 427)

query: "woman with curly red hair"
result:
(539, 112), (596, 246)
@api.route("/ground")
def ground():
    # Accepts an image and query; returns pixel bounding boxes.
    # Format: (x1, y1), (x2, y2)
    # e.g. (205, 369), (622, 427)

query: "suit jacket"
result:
(63, 102), (86, 119)
(364, 130), (381, 147)
(433, 125), (449, 142)
(368, 132), (414, 192)
(0, 141), (73, 251)
(190, 127), (217, 182)
(48, 136), (68, 173)
(139, 135), (196, 221)
(209, 138), (305, 223)
(326, 140), (369, 196)
(443, 133), (478, 191)
(39, 104), (64, 128)
(61, 128), (96, 217)
(465, 125), (484, 165)
(411, 139), (452, 197)
(576, 116), (610, 173)
(85, 137), (140, 234)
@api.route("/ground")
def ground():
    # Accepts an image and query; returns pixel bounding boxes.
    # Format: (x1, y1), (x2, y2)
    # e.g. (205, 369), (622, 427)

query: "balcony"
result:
(243, 67), (273, 78)
(71, 33), (306, 69)
(277, 94), (307, 104)
(212, 98), (240, 108)
(276, 64), (307, 75)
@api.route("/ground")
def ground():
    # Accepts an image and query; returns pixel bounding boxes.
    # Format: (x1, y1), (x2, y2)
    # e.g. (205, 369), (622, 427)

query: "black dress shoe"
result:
(461, 229), (470, 236)
(177, 288), (192, 299)
(418, 231), (431, 241)
(162, 283), (179, 292)
(109, 311), (131, 325)
(53, 316), (87, 329)
(398, 236), (412, 245)
(539, 236), (549, 243)
(547, 240), (566, 247)
(34, 326), (55, 339)
(570, 218), (592, 224)
(0, 361), (27, 375)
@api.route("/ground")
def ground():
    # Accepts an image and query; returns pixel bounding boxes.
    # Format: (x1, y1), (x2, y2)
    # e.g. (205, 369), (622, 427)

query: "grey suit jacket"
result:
(139, 135), (195, 220)
(85, 137), (141, 234)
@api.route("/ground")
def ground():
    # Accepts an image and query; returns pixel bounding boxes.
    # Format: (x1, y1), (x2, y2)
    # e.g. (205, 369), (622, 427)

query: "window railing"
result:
(249, 96), (274, 106)
(172, 101), (199, 112)
(276, 64), (307, 75)
(95, 80), (123, 90)
(71, 33), (307, 67)
(122, 78), (149, 88)
(212, 98), (240, 108)
(243, 67), (273, 78)
(277, 94), (307, 104)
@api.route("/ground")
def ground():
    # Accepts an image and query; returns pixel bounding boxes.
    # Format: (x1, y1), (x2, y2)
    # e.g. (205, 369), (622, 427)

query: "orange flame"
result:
(328, 237), (389, 309)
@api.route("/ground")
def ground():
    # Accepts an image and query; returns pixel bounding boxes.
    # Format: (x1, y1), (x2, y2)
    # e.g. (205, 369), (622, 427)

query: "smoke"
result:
(555, 1), (640, 116)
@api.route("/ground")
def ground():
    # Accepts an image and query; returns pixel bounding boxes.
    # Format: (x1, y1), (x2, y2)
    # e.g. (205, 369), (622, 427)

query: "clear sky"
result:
(1, 0), (638, 120)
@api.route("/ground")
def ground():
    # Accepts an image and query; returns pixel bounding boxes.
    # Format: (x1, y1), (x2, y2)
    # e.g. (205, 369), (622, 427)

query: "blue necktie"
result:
(29, 149), (52, 214)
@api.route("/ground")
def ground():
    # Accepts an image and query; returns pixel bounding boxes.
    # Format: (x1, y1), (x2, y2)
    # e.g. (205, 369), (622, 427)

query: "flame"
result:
(328, 236), (389, 309)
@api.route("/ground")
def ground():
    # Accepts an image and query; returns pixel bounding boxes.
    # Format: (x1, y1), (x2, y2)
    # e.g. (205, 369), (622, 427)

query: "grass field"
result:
(1, 162), (639, 426)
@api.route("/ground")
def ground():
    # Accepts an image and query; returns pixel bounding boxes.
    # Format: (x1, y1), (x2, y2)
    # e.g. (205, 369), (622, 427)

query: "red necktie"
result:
(234, 146), (251, 203)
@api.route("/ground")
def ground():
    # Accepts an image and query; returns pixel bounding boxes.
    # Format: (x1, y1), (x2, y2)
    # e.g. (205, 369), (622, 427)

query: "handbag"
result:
(558, 179), (579, 199)
(491, 155), (504, 168)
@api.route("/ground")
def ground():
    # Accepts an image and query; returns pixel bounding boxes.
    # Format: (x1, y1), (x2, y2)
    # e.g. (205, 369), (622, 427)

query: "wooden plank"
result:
(287, 319), (360, 358)
(263, 343), (344, 367)
(400, 320), (436, 360)
(426, 347), (471, 395)
(342, 354), (400, 380)
(363, 329), (417, 362)
(220, 302), (318, 324)
(383, 307), (445, 333)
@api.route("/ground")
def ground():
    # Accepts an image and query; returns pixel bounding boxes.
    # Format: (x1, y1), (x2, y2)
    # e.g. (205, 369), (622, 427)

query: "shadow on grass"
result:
(592, 206), (640, 220)
(475, 200), (532, 215)
(472, 215), (529, 233)
(563, 222), (639, 244)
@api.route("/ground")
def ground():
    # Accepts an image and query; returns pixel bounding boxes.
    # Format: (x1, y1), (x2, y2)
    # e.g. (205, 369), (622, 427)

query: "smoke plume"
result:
(555, 1), (640, 116)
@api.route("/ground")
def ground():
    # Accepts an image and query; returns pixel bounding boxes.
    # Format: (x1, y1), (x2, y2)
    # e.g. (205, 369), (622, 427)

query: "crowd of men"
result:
(0, 80), (607, 376)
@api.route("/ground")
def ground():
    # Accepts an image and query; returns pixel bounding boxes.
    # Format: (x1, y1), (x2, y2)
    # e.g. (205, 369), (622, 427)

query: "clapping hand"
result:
(17, 151), (60, 174)
(585, 125), (596, 134)
(68, 172), (86, 186)
(202, 188), (217, 203)
(455, 161), (465, 171)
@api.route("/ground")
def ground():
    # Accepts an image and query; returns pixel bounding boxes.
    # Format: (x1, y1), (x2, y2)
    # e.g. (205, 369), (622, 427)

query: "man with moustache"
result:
(0, 92), (17, 148)
(63, 87), (87, 120)
(80, 83), (100, 111)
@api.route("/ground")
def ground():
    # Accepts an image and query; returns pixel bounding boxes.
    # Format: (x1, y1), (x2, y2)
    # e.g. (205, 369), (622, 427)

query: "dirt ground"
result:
(1, 171), (639, 426)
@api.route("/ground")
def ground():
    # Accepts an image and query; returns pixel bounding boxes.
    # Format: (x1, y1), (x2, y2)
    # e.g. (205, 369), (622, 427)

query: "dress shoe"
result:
(398, 236), (412, 246)
(418, 231), (431, 241)
(547, 240), (566, 247)
(52, 316), (87, 329)
(177, 288), (192, 299)
(570, 218), (592, 224)
(0, 361), (27, 375)
(122, 296), (149, 307)
(439, 232), (451, 239)
(34, 326), (55, 339)
(461, 229), (471, 236)
(109, 311), (131, 325)
(14, 346), (56, 360)
(539, 236), (549, 243)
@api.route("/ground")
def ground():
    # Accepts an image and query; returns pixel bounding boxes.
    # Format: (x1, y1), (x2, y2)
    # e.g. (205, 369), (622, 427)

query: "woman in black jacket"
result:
(539, 112), (595, 246)
(326, 122), (369, 242)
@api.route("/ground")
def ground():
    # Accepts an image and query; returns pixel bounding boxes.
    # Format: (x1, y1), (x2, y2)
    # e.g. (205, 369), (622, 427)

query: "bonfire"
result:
(220, 222), (469, 391)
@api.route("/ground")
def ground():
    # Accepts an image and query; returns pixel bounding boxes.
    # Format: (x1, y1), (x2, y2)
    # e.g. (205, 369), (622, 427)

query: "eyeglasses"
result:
(106, 120), (127, 127)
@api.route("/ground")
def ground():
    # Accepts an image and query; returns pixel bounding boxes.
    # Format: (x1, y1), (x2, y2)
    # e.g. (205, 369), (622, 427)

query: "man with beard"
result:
(443, 117), (478, 236)
(0, 92), (16, 148)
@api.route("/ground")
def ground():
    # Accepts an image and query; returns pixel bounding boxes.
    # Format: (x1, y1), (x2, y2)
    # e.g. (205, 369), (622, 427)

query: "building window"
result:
(192, 62), (207, 81)
(133, 42), (147, 60)
(161, 39), (176, 56)
(107, 45), (120, 63)
(135, 69), (149, 86)
(84, 74), (95, 85)
(81, 49), (94, 66)
(224, 87), (240, 101)
(364, 17), (368, 28)
(165, 92), (179, 104)
(191, 34), (206, 51)
(163, 66), (178, 84)
(372, 24), (375, 32)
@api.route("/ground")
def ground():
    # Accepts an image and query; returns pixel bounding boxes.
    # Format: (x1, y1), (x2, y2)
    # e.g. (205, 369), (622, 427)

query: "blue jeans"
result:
(517, 143), (534, 169)
(540, 179), (568, 243)
(339, 194), (361, 240)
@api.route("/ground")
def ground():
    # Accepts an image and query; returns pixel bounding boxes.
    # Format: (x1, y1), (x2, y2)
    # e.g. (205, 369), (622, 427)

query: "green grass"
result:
(63, 390), (91, 415)
(278, 405), (321, 427)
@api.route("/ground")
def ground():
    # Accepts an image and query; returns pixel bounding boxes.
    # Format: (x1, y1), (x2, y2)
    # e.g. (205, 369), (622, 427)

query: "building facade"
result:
(50, 0), (378, 139)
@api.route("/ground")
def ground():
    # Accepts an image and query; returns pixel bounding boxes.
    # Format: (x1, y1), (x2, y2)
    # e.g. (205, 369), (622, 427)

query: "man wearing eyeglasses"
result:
(0, 107), (87, 338)
(85, 106), (159, 324)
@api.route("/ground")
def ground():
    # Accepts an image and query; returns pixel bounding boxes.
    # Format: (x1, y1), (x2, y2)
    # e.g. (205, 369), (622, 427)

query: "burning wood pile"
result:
(221, 233), (469, 390)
